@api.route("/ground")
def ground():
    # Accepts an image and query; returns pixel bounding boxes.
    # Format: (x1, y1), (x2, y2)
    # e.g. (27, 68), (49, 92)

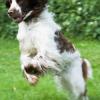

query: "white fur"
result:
(16, 7), (92, 100)
(8, 0), (22, 13)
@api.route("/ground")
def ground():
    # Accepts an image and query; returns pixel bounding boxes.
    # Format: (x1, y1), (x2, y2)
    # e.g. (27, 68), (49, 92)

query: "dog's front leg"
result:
(20, 53), (48, 85)
(20, 53), (48, 71)
(20, 54), (39, 84)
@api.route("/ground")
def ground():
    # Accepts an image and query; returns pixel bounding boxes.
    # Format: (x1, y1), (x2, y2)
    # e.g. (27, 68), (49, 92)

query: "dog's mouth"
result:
(9, 11), (33, 23)
(8, 13), (24, 23)
(12, 16), (23, 23)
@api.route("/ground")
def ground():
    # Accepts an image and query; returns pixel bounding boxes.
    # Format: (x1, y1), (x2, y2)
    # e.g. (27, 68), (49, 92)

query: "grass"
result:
(0, 38), (100, 100)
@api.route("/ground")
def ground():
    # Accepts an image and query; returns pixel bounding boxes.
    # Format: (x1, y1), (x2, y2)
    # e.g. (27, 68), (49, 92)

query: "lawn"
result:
(0, 38), (100, 100)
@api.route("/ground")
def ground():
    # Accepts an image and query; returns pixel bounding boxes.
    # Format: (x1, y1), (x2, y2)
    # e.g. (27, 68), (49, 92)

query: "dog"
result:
(5, 0), (92, 100)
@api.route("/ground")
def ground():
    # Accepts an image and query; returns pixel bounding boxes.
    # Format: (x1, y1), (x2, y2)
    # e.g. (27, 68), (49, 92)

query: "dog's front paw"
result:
(24, 69), (38, 85)
(23, 64), (47, 85)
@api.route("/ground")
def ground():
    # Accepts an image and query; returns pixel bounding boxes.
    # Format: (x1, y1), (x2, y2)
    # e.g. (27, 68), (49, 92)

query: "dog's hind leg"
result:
(65, 78), (88, 100)
(60, 58), (89, 100)
(72, 85), (89, 100)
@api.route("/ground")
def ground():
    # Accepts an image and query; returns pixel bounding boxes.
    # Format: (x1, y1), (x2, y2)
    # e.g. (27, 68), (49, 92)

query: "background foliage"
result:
(0, 0), (100, 40)
(0, 1), (17, 39)
(49, 0), (100, 40)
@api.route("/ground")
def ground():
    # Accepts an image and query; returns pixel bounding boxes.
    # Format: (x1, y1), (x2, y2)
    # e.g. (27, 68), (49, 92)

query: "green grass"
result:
(0, 38), (100, 100)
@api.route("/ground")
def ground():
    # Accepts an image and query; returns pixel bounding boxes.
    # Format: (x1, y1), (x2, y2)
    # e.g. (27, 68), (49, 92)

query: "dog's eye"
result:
(5, 0), (12, 8)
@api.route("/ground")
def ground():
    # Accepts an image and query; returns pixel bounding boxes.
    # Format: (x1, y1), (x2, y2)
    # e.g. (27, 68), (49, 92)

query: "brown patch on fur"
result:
(29, 49), (37, 58)
(25, 65), (42, 76)
(24, 0), (48, 22)
(6, 0), (12, 8)
(82, 60), (88, 80)
(54, 31), (75, 53)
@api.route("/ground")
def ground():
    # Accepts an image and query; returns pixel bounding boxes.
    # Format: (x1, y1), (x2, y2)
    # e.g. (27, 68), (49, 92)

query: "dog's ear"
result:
(5, 0), (11, 8)
(28, 0), (48, 9)
(38, 0), (48, 5)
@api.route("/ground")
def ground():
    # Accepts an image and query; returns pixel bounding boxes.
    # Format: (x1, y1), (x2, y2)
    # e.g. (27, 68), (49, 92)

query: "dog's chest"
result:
(17, 23), (35, 53)
(17, 22), (58, 55)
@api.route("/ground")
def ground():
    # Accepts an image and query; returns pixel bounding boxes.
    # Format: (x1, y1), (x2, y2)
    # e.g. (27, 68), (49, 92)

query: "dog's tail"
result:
(82, 59), (93, 80)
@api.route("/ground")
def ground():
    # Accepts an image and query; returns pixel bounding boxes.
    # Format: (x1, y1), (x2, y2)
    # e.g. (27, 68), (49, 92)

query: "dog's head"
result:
(5, 0), (47, 23)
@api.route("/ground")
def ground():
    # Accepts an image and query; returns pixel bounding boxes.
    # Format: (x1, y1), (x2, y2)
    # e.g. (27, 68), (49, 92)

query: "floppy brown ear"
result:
(5, 0), (11, 8)
(29, 0), (48, 9)
(24, 0), (48, 22)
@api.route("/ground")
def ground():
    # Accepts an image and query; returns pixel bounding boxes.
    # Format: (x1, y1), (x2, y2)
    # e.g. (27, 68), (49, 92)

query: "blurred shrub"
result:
(0, 1), (17, 39)
(0, 0), (100, 40)
(49, 0), (100, 40)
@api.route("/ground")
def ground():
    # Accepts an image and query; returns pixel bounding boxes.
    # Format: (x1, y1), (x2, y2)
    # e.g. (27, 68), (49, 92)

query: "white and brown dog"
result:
(6, 0), (92, 100)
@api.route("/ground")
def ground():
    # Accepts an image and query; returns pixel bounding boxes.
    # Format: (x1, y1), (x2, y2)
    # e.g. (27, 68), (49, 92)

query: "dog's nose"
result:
(8, 10), (15, 16)
(8, 9), (18, 17)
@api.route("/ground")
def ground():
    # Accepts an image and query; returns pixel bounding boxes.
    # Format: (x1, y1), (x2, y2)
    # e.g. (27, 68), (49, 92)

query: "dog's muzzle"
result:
(8, 9), (24, 23)
(8, 9), (33, 23)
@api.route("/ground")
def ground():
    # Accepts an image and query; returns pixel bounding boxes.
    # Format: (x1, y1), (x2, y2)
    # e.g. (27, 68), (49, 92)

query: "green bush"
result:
(0, 0), (100, 40)
(0, 2), (17, 39)
(49, 0), (100, 40)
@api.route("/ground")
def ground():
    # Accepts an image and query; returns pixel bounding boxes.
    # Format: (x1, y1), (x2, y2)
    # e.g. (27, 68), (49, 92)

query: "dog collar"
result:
(23, 10), (33, 22)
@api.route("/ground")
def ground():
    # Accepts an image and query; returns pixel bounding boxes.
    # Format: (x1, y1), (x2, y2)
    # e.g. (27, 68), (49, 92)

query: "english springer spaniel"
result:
(5, 0), (92, 100)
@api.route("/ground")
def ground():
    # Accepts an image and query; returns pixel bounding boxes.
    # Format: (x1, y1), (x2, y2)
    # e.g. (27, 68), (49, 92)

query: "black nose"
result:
(8, 10), (15, 16)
